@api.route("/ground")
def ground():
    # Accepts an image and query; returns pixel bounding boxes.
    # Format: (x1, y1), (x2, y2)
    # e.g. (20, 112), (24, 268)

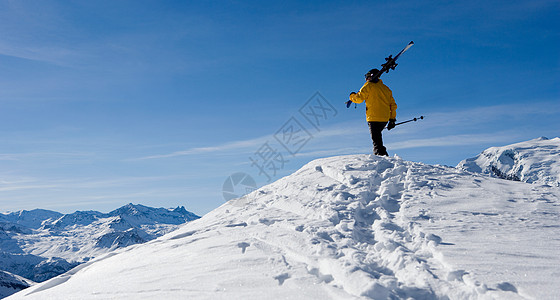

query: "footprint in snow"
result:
(446, 270), (467, 281)
(426, 233), (442, 245)
(237, 242), (250, 254)
(496, 282), (518, 293)
(273, 273), (290, 286)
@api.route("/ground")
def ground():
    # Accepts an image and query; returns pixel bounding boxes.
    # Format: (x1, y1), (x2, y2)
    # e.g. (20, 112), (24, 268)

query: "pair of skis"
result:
(372, 40), (414, 83)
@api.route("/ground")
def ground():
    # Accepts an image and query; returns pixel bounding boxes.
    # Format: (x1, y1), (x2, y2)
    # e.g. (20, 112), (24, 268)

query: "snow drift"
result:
(7, 147), (560, 299)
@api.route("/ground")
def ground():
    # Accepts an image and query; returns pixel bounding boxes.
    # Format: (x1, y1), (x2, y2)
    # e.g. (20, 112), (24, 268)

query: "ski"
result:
(372, 41), (414, 82)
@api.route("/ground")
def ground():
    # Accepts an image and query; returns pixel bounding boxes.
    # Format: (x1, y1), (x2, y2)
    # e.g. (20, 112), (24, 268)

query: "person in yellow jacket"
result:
(348, 68), (397, 156)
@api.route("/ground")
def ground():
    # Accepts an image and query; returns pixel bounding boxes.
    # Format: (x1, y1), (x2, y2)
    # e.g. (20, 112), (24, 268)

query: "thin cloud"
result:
(134, 123), (362, 161)
(423, 101), (560, 127)
(0, 43), (80, 66)
(0, 183), (58, 192)
(294, 101), (559, 155)
(132, 100), (559, 161)
(0, 151), (94, 161)
(134, 135), (269, 160)
(0, 175), (183, 193)
(387, 132), (520, 150)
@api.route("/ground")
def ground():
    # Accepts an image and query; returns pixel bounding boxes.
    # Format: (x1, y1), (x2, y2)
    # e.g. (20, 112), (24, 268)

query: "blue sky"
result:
(0, 0), (558, 215)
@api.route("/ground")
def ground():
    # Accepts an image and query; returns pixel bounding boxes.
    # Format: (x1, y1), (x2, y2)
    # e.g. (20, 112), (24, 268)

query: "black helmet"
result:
(365, 69), (380, 82)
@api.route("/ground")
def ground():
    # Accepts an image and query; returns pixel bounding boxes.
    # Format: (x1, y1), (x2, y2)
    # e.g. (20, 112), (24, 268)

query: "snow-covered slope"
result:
(0, 204), (199, 298)
(0, 271), (34, 299)
(458, 137), (560, 186)
(8, 155), (560, 300)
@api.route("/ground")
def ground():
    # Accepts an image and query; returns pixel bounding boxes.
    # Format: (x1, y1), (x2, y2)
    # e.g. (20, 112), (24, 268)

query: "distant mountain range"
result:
(0, 203), (199, 298)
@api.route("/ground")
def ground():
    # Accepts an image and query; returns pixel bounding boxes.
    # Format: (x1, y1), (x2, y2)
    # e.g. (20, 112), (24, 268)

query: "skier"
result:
(348, 68), (397, 156)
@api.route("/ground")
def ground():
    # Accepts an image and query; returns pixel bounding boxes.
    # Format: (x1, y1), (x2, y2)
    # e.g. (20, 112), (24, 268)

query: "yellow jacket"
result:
(350, 79), (397, 122)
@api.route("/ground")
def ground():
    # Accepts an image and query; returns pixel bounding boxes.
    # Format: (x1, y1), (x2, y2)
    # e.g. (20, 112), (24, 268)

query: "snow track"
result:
(8, 154), (559, 299)
(265, 155), (482, 299)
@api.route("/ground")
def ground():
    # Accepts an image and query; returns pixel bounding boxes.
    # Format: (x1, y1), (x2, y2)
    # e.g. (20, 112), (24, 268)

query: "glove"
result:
(346, 92), (356, 108)
(387, 119), (396, 130)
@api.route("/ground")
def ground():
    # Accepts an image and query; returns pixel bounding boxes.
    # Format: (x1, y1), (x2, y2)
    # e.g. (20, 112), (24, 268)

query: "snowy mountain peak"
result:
(0, 210), (63, 230)
(48, 211), (104, 229)
(108, 203), (146, 215)
(172, 205), (188, 214)
(457, 137), (560, 186)
(107, 203), (199, 226)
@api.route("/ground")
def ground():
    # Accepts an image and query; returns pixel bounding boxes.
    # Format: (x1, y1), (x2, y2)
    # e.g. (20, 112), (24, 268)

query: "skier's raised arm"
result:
(349, 83), (370, 104)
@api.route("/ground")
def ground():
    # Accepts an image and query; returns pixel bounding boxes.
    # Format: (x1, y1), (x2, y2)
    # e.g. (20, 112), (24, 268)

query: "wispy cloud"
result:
(387, 132), (522, 150)
(0, 151), (94, 161)
(133, 120), (363, 161)
(295, 132), (523, 158)
(0, 42), (82, 66)
(296, 100), (560, 157)
(419, 101), (560, 129)
(133, 135), (270, 160)
(0, 175), (160, 192)
(133, 100), (559, 162)
(0, 182), (58, 192)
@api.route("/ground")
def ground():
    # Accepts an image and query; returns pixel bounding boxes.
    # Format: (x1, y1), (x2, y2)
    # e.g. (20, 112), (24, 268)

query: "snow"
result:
(7, 144), (560, 299)
(458, 137), (560, 186)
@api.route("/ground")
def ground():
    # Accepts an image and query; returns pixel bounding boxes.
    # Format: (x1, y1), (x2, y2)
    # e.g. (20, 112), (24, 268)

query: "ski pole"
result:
(345, 100), (356, 109)
(395, 116), (424, 126)
(385, 116), (424, 130)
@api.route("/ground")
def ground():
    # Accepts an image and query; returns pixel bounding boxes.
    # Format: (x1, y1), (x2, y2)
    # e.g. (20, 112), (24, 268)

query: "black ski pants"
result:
(368, 121), (388, 156)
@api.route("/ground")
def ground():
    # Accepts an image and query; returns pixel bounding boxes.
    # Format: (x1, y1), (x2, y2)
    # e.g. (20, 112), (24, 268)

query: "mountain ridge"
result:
(0, 271), (34, 299)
